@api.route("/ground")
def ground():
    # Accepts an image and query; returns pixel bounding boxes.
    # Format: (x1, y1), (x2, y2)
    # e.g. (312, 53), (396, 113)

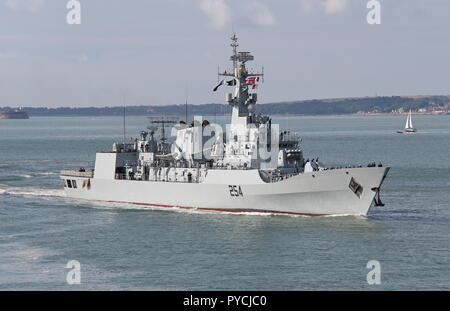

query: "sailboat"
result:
(398, 110), (417, 133)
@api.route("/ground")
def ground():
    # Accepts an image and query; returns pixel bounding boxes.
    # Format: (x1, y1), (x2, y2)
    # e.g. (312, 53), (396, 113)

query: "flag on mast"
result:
(245, 77), (255, 84)
(213, 79), (224, 92)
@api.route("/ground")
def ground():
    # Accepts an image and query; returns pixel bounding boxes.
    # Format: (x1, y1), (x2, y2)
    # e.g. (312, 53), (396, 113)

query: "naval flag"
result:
(213, 80), (224, 92)
(245, 76), (260, 84)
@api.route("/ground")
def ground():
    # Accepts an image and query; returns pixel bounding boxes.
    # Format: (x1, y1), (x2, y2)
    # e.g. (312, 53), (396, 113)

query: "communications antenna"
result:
(147, 117), (180, 143)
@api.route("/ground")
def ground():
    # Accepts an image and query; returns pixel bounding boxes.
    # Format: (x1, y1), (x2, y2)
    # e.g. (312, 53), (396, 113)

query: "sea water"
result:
(0, 115), (449, 290)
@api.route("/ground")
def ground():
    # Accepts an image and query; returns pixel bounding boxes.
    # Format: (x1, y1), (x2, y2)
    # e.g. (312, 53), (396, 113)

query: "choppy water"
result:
(0, 115), (449, 290)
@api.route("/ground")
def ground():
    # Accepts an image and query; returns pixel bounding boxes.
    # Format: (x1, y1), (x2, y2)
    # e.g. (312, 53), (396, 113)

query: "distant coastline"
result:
(354, 111), (449, 116)
(2, 95), (449, 117)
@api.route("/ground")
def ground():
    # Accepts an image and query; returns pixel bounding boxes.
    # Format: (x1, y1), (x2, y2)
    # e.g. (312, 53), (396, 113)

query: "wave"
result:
(0, 175), (28, 182)
(83, 201), (331, 218)
(32, 172), (57, 176)
(0, 184), (65, 198)
(323, 214), (368, 219)
(0, 172), (57, 182)
(89, 202), (277, 217)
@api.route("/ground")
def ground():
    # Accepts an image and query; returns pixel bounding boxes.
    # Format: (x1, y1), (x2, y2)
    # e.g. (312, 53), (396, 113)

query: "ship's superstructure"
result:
(61, 35), (389, 216)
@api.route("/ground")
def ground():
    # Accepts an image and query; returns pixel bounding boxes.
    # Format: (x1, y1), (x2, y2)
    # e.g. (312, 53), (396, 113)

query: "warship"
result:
(61, 35), (389, 216)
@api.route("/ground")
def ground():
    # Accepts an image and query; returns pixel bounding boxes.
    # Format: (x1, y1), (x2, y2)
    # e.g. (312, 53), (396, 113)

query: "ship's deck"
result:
(60, 170), (93, 178)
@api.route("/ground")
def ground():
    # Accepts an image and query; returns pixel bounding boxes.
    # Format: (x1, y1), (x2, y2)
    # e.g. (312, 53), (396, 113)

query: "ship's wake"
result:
(82, 200), (364, 218)
(0, 172), (57, 182)
(0, 184), (66, 198)
(87, 202), (283, 217)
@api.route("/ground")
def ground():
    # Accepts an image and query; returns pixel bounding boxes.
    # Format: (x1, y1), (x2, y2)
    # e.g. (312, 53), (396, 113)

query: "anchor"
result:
(371, 187), (385, 207)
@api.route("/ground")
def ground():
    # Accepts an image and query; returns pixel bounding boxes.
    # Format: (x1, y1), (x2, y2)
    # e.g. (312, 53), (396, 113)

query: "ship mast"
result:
(219, 34), (264, 127)
(230, 33), (239, 70)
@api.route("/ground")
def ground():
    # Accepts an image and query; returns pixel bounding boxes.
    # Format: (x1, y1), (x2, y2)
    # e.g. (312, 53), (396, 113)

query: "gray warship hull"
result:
(61, 166), (389, 216)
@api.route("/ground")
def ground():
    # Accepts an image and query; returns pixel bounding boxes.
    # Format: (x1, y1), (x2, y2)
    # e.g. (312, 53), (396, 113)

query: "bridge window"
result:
(67, 180), (72, 188)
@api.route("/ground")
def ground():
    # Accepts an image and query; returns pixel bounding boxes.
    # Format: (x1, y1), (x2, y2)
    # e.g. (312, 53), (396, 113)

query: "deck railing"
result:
(60, 170), (93, 178)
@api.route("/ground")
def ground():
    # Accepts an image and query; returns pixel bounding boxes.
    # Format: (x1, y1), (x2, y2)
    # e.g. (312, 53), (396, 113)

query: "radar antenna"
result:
(220, 34), (263, 83)
(146, 125), (158, 140)
(147, 117), (179, 143)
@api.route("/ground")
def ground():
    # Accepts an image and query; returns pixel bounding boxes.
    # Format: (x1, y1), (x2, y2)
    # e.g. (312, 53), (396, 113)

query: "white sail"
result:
(405, 110), (413, 129)
(409, 111), (413, 129)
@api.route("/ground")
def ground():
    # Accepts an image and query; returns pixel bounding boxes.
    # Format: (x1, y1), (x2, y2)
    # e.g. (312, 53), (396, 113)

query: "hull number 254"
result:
(229, 185), (243, 197)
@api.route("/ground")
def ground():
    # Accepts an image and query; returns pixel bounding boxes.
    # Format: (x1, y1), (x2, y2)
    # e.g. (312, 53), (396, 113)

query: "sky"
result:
(1, 0), (449, 107)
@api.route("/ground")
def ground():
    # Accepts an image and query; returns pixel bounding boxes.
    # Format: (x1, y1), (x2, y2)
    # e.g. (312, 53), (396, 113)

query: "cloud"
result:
(244, 1), (276, 26)
(72, 54), (89, 64)
(5, 0), (45, 12)
(300, 0), (314, 13)
(299, 0), (349, 14)
(323, 0), (348, 14)
(199, 0), (232, 30)
(0, 52), (19, 59)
